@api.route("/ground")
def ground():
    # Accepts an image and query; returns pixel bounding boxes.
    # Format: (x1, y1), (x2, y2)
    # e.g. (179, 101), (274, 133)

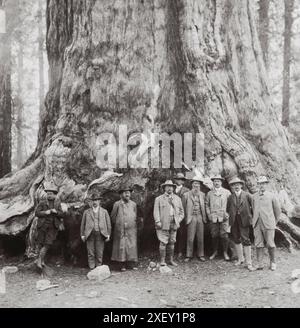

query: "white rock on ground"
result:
(159, 266), (173, 274)
(87, 265), (111, 281)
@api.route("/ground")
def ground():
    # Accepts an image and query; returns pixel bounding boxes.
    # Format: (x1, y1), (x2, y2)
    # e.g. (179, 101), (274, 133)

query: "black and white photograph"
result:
(1, 0), (300, 315)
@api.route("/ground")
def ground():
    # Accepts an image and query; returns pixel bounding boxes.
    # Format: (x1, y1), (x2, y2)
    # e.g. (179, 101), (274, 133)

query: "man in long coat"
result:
(227, 177), (255, 271)
(153, 180), (184, 266)
(35, 181), (66, 269)
(205, 174), (231, 261)
(183, 176), (207, 262)
(174, 173), (190, 258)
(111, 185), (139, 271)
(81, 194), (111, 269)
(252, 176), (281, 271)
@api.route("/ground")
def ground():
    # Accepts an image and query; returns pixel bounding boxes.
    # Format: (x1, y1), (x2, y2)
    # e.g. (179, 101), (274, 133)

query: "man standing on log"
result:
(111, 185), (139, 272)
(183, 176), (207, 262)
(35, 182), (65, 269)
(174, 173), (190, 259)
(227, 177), (255, 271)
(205, 174), (231, 261)
(80, 194), (111, 269)
(252, 176), (281, 271)
(153, 180), (184, 266)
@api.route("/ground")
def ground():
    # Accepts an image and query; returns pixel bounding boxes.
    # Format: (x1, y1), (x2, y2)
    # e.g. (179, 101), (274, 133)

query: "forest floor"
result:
(1, 248), (300, 308)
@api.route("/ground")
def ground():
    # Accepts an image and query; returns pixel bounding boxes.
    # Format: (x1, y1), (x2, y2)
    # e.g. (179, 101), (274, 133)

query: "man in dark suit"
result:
(174, 173), (190, 258)
(227, 177), (255, 271)
(35, 181), (66, 269)
(81, 193), (111, 269)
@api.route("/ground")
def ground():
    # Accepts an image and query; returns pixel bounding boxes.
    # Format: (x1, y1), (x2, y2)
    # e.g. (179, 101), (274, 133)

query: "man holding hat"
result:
(227, 177), (255, 271)
(252, 176), (281, 271)
(81, 193), (111, 269)
(111, 185), (139, 271)
(174, 172), (190, 258)
(153, 180), (184, 266)
(35, 181), (66, 269)
(183, 176), (207, 262)
(205, 174), (231, 261)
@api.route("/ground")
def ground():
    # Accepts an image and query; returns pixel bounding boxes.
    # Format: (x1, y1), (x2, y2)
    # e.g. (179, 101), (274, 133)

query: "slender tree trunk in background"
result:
(38, 0), (45, 117)
(1, 0), (300, 257)
(282, 0), (294, 127)
(258, 0), (270, 68)
(16, 41), (24, 169)
(0, 0), (12, 178)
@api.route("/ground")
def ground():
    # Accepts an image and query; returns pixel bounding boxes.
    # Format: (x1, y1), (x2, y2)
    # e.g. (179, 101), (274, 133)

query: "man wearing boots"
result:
(205, 174), (231, 261)
(35, 182), (66, 269)
(227, 177), (255, 271)
(81, 194), (111, 269)
(252, 176), (281, 271)
(183, 176), (207, 262)
(174, 173), (190, 259)
(153, 180), (184, 266)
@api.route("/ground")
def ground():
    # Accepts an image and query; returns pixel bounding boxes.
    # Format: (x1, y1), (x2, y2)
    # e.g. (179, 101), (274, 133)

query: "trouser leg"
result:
(159, 242), (167, 266)
(196, 218), (204, 258)
(167, 243), (178, 266)
(86, 232), (96, 269)
(95, 233), (105, 266)
(177, 223), (186, 256)
(221, 234), (230, 260)
(186, 217), (196, 258)
(210, 223), (219, 258)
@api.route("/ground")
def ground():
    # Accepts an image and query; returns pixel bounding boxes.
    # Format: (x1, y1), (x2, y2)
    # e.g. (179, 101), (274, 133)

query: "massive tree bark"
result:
(282, 0), (294, 127)
(38, 0), (45, 119)
(258, 0), (270, 68)
(0, 0), (12, 178)
(1, 0), (300, 258)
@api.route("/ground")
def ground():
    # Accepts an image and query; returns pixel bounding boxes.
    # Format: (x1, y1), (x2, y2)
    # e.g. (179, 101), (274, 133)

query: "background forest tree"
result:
(0, 0), (300, 259)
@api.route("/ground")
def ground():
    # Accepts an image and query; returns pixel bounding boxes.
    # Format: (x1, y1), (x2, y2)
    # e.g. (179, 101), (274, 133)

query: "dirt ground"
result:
(1, 248), (300, 308)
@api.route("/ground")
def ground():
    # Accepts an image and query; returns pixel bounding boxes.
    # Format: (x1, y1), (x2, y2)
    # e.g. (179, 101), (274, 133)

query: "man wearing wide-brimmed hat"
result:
(252, 176), (281, 271)
(205, 174), (231, 261)
(227, 177), (255, 271)
(183, 176), (207, 262)
(174, 172), (190, 258)
(153, 180), (184, 266)
(35, 181), (66, 269)
(111, 185), (140, 272)
(81, 193), (111, 269)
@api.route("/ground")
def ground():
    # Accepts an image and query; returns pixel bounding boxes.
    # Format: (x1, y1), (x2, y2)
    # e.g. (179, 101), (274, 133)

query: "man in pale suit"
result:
(183, 176), (207, 262)
(153, 180), (184, 266)
(81, 194), (111, 269)
(252, 176), (281, 271)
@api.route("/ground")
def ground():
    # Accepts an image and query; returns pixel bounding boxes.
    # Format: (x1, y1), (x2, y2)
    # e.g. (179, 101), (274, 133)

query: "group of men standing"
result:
(154, 173), (281, 271)
(35, 173), (281, 272)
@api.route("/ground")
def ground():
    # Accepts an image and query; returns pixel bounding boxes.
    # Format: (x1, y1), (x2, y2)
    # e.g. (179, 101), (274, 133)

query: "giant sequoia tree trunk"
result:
(0, 0), (12, 178)
(1, 0), (300, 258)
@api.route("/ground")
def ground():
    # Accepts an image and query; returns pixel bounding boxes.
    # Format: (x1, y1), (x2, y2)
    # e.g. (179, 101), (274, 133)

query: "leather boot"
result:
(222, 236), (230, 261)
(244, 246), (255, 271)
(234, 243), (245, 265)
(159, 245), (166, 266)
(167, 244), (178, 266)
